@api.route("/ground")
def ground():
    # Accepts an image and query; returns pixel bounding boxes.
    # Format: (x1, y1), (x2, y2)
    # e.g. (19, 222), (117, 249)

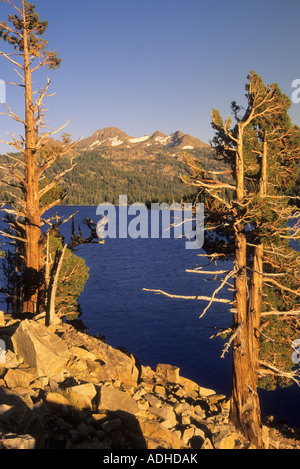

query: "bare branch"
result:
(200, 269), (236, 318)
(221, 324), (243, 359)
(258, 360), (300, 387)
(0, 51), (23, 69)
(142, 288), (232, 304)
(38, 156), (76, 200)
(261, 310), (300, 317)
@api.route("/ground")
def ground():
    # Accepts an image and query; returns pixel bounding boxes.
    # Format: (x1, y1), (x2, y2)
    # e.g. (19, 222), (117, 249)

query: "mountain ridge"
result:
(0, 126), (228, 206)
(76, 127), (210, 152)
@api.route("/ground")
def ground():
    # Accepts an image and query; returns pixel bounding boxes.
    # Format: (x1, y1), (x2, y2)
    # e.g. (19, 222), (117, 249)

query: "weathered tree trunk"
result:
(22, 11), (43, 315)
(229, 124), (264, 448)
(230, 241), (264, 448)
(46, 244), (67, 328)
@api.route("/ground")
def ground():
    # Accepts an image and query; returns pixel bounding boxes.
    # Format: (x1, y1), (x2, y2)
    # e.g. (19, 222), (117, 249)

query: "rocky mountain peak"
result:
(77, 127), (210, 151)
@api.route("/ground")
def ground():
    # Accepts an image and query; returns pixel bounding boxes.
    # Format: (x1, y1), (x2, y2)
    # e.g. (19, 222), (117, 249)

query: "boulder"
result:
(99, 385), (139, 415)
(65, 383), (97, 410)
(137, 418), (186, 449)
(148, 404), (177, 429)
(156, 364), (180, 383)
(3, 350), (23, 369)
(59, 324), (140, 385)
(11, 320), (70, 381)
(2, 433), (36, 449)
(212, 430), (239, 449)
(4, 367), (37, 389)
(45, 392), (71, 415)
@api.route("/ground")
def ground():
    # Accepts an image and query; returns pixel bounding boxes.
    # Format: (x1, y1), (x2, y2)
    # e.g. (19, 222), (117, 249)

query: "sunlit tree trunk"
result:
(229, 123), (264, 448)
(22, 10), (43, 314)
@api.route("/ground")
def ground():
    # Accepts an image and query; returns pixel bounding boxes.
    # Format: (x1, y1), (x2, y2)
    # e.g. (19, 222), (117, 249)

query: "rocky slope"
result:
(0, 313), (299, 450)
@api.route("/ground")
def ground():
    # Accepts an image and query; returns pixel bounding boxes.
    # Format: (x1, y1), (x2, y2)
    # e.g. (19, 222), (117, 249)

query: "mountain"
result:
(55, 127), (230, 206)
(0, 127), (231, 206)
(76, 127), (210, 152)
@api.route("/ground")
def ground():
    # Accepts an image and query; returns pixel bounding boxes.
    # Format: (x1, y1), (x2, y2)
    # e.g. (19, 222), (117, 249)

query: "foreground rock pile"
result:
(0, 316), (299, 450)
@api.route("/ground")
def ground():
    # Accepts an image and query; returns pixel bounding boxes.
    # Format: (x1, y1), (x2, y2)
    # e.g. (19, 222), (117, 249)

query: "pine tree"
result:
(0, 1), (77, 314)
(146, 71), (300, 447)
(200, 72), (300, 447)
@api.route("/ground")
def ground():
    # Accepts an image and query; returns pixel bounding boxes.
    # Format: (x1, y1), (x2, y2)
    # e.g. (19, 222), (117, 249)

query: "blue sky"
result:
(1, 0), (300, 153)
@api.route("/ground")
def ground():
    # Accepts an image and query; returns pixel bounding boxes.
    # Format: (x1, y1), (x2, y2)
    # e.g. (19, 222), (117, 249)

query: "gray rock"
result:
(11, 320), (70, 382)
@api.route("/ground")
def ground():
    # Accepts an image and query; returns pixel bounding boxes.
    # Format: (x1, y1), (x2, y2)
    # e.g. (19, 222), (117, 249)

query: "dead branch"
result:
(200, 269), (236, 318)
(142, 288), (232, 305)
(258, 360), (300, 387)
(261, 310), (300, 317)
(221, 324), (243, 359)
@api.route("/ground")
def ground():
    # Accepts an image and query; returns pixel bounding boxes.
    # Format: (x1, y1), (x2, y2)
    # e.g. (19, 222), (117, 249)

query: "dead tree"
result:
(0, 1), (78, 315)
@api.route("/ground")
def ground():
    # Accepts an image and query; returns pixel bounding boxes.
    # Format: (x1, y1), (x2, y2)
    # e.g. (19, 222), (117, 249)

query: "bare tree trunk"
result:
(229, 124), (264, 448)
(12, 244), (19, 315)
(22, 6), (43, 315)
(46, 244), (67, 327)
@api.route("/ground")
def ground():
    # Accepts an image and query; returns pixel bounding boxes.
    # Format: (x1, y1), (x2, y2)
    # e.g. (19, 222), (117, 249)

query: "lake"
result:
(1, 205), (300, 428)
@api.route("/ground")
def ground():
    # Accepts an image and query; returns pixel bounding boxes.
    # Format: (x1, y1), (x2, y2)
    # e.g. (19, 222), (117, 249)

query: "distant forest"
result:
(0, 146), (211, 206)
(60, 149), (198, 206)
(0, 145), (298, 207)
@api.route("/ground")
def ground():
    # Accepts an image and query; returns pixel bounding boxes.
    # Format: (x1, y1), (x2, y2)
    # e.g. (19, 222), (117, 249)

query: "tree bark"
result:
(229, 123), (264, 448)
(22, 5), (43, 314)
(46, 244), (67, 327)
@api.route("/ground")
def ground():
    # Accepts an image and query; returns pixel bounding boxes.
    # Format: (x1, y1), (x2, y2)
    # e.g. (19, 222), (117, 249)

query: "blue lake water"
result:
(1, 205), (300, 428)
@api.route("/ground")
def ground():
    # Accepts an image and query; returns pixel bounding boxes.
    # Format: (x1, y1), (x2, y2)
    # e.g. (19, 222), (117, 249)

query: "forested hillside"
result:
(0, 127), (233, 206)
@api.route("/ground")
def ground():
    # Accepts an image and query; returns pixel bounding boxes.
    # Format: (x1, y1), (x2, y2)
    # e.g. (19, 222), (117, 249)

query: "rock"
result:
(207, 394), (227, 404)
(4, 367), (37, 389)
(60, 324), (140, 385)
(262, 425), (270, 449)
(144, 393), (162, 408)
(0, 311), (5, 327)
(76, 422), (90, 437)
(101, 417), (122, 434)
(199, 386), (216, 397)
(156, 364), (180, 383)
(181, 426), (195, 445)
(0, 387), (48, 448)
(138, 418), (186, 449)
(2, 319), (297, 450)
(148, 405), (177, 429)
(45, 392), (71, 413)
(0, 404), (14, 422)
(2, 433), (36, 449)
(193, 404), (206, 419)
(11, 320), (70, 382)
(99, 385), (139, 415)
(212, 430), (239, 449)
(70, 346), (96, 361)
(178, 376), (201, 398)
(3, 350), (23, 369)
(201, 437), (214, 449)
(65, 383), (97, 410)
(154, 384), (166, 395)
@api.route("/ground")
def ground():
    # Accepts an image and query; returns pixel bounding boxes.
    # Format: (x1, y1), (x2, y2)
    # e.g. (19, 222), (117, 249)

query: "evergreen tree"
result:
(0, 1), (77, 315)
(147, 72), (300, 447)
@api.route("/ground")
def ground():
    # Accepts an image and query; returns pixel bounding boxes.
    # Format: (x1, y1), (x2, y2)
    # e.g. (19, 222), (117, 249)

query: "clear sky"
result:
(0, 0), (300, 153)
